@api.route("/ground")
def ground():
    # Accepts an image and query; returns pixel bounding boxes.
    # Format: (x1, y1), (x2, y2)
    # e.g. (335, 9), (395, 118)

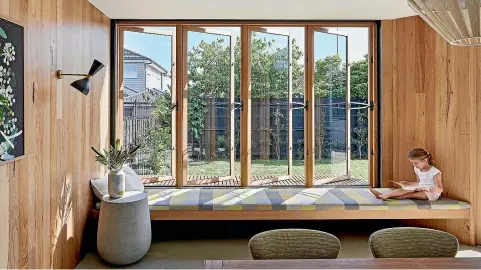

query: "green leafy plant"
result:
(91, 139), (140, 171)
(0, 95), (10, 120)
(0, 27), (7, 39)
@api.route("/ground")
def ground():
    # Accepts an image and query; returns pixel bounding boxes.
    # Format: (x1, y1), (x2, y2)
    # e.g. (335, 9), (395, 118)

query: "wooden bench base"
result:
(149, 208), (470, 220)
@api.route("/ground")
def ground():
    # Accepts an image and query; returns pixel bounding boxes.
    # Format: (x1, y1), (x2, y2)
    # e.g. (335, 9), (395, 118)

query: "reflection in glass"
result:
(250, 31), (289, 182)
(186, 27), (240, 186)
(313, 31), (348, 184)
(123, 27), (175, 186)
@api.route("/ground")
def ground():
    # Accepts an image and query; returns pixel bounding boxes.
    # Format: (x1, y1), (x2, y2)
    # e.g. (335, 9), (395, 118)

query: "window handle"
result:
(234, 101), (243, 111)
(291, 101), (308, 111)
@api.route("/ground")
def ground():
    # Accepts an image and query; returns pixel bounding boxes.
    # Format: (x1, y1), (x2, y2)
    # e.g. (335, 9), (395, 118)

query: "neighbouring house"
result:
(123, 48), (170, 99)
(123, 49), (171, 173)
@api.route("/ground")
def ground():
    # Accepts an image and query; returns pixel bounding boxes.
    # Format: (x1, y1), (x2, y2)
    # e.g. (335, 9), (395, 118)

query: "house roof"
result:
(123, 86), (139, 97)
(124, 88), (165, 103)
(124, 49), (168, 74)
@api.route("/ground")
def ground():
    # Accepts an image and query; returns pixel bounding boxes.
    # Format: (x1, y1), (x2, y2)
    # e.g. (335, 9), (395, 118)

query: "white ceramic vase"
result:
(108, 169), (125, 198)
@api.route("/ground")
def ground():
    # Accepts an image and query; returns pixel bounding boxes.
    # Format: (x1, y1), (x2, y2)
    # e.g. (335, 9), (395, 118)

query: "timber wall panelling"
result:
(0, 0), (110, 268)
(381, 16), (479, 245)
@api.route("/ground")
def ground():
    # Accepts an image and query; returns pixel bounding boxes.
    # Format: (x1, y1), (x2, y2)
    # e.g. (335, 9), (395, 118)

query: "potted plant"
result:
(91, 139), (140, 198)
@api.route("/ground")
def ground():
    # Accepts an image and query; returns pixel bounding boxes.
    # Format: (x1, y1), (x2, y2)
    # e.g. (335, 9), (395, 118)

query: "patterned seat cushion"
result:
(145, 188), (470, 211)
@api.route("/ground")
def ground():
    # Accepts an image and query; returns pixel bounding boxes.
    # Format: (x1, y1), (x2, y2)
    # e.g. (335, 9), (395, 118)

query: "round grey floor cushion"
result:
(368, 227), (458, 258)
(248, 229), (341, 260)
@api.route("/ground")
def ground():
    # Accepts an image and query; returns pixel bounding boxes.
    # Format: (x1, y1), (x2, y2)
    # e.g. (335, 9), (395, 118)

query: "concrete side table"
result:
(97, 191), (151, 265)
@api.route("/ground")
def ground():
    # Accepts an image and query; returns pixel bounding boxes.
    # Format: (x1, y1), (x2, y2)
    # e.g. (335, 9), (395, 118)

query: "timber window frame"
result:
(113, 21), (379, 188)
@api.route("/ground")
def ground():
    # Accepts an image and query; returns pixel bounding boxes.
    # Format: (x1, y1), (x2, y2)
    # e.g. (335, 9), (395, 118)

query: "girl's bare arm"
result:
(429, 174), (443, 193)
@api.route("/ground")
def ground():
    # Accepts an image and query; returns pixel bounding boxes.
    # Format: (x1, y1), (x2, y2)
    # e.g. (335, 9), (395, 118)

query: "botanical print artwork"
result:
(0, 18), (24, 163)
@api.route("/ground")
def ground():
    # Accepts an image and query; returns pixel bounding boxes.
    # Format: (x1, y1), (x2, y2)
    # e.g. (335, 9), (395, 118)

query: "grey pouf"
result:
(97, 191), (151, 265)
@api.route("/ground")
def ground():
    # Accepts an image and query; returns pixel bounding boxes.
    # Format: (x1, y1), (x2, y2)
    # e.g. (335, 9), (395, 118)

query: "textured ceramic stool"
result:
(97, 191), (151, 265)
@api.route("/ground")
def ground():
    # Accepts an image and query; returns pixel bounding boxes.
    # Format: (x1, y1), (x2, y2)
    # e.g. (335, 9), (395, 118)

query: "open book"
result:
(390, 181), (417, 191)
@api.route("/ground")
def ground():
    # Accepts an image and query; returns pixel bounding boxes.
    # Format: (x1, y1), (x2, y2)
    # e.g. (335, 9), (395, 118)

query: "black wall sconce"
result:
(56, 59), (105, 95)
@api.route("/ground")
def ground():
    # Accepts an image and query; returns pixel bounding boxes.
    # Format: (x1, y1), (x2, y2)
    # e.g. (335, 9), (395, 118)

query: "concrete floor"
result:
(77, 221), (481, 269)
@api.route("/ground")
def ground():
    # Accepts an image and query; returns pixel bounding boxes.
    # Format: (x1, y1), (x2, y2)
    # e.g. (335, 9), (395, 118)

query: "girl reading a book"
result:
(369, 148), (443, 201)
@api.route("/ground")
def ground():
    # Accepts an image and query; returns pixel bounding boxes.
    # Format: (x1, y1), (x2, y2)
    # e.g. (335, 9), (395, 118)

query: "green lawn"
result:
(187, 159), (368, 180)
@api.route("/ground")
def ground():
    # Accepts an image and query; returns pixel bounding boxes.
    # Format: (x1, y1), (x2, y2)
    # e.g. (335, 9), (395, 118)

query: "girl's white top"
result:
(414, 166), (441, 188)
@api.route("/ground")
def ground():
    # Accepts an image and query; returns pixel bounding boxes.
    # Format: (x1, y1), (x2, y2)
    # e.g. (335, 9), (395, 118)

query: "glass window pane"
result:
(123, 27), (175, 186)
(313, 27), (370, 186)
(186, 27), (240, 186)
(334, 27), (370, 184)
(314, 31), (348, 184)
(250, 31), (289, 183)
(249, 27), (304, 186)
(124, 64), (138, 78)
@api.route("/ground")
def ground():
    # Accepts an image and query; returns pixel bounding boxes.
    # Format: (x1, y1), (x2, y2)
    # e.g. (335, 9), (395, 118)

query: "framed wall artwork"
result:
(0, 18), (24, 164)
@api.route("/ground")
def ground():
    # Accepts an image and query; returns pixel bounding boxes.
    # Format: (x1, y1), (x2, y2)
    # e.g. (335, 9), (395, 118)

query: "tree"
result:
(314, 54), (346, 98)
(187, 39), (233, 160)
(187, 34), (305, 162)
(138, 32), (370, 172)
(233, 115), (241, 160)
(187, 34), (306, 100)
(269, 108), (286, 160)
(187, 39), (231, 156)
(350, 54), (369, 99)
(313, 54), (369, 99)
(349, 54), (369, 160)
(351, 109), (368, 159)
(312, 54), (368, 160)
(248, 36), (304, 98)
(139, 90), (173, 175)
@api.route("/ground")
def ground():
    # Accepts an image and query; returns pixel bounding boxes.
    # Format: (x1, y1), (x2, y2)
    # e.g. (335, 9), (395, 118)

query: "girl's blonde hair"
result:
(408, 148), (435, 165)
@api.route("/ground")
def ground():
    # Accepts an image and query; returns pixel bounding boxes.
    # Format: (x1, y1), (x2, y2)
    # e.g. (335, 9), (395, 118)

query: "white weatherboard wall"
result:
(88, 0), (417, 20)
